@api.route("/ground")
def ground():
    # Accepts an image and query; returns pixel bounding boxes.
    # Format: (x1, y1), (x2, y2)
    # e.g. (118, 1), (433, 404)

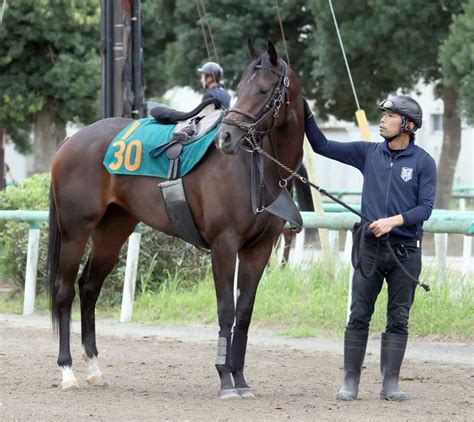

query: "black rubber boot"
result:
(380, 332), (410, 401)
(336, 330), (368, 401)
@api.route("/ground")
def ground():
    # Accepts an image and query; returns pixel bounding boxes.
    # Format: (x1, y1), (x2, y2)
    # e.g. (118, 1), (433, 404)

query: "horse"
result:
(48, 39), (305, 399)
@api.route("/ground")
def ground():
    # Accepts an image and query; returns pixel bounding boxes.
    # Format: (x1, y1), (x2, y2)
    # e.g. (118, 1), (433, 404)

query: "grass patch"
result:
(1, 262), (473, 339)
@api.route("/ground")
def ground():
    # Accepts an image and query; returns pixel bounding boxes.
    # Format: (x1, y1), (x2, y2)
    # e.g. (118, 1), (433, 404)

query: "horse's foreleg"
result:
(232, 237), (275, 398)
(56, 236), (89, 390)
(80, 209), (137, 387)
(211, 238), (239, 399)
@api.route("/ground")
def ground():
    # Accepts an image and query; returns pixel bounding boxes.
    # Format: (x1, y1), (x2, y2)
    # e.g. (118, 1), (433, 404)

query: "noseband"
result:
(222, 59), (290, 146)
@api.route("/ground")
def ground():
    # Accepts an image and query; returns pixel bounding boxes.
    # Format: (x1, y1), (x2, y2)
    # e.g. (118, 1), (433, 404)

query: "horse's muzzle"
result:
(214, 130), (242, 155)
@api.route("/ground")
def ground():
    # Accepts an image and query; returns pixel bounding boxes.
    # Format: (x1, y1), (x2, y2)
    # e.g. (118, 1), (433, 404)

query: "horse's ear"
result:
(247, 38), (260, 60)
(267, 40), (278, 66)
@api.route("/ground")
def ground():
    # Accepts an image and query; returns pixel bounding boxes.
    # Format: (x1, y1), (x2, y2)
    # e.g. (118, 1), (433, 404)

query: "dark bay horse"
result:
(48, 40), (305, 399)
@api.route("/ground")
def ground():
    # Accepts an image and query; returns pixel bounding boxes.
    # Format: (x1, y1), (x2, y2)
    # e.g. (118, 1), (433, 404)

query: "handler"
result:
(304, 96), (436, 401)
(197, 61), (231, 109)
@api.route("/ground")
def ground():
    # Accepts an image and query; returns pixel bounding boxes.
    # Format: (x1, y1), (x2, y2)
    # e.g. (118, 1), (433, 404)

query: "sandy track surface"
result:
(0, 314), (472, 421)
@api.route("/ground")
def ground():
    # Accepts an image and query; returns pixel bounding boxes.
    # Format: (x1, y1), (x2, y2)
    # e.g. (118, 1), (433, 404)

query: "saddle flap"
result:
(265, 187), (303, 233)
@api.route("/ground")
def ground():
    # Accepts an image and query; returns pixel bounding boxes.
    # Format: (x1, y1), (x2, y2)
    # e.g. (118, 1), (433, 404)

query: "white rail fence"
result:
(0, 209), (472, 322)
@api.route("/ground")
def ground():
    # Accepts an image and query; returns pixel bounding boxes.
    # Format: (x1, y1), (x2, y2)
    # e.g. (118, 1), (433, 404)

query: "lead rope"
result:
(245, 137), (430, 292)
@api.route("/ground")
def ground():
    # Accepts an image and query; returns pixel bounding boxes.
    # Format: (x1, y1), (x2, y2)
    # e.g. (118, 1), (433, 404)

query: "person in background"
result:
(304, 95), (436, 402)
(197, 61), (231, 109)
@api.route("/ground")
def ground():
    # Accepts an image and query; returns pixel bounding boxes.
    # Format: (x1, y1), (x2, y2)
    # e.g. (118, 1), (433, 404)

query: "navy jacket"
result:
(202, 84), (231, 109)
(305, 116), (437, 243)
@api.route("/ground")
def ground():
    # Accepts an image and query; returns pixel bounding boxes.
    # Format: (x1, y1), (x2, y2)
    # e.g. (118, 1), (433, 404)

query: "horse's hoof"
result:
(61, 378), (79, 391)
(218, 388), (240, 399)
(87, 375), (108, 387)
(237, 387), (255, 398)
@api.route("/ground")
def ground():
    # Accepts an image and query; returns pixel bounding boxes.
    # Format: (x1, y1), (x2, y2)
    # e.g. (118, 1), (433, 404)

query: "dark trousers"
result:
(347, 241), (422, 335)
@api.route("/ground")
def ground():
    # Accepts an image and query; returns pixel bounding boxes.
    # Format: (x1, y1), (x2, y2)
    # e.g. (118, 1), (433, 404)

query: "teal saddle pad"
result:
(103, 117), (219, 178)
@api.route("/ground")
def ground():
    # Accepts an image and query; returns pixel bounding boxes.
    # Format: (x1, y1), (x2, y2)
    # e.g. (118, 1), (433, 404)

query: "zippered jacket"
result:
(202, 84), (231, 109)
(305, 116), (437, 243)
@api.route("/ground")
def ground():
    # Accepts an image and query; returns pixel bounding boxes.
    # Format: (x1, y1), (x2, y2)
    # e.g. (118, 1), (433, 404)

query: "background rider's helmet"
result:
(379, 95), (423, 133)
(197, 62), (224, 83)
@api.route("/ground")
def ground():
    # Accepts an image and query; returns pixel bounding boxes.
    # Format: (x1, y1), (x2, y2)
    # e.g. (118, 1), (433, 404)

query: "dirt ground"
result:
(0, 315), (473, 421)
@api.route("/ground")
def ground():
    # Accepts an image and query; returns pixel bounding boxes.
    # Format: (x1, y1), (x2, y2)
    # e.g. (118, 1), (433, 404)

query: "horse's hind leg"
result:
(79, 206), (138, 386)
(232, 237), (275, 398)
(55, 233), (91, 390)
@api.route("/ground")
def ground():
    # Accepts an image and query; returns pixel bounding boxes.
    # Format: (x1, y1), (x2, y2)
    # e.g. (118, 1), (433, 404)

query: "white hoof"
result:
(237, 387), (255, 398)
(61, 378), (80, 390)
(218, 388), (240, 399)
(61, 366), (79, 391)
(83, 353), (106, 387)
(87, 374), (108, 387)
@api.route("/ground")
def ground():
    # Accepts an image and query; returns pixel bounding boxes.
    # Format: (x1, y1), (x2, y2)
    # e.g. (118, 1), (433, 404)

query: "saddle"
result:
(149, 99), (224, 251)
(150, 98), (222, 124)
(149, 98), (224, 180)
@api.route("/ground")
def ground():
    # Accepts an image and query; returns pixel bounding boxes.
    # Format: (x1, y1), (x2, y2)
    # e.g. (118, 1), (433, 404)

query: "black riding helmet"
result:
(197, 62), (224, 83)
(379, 95), (423, 135)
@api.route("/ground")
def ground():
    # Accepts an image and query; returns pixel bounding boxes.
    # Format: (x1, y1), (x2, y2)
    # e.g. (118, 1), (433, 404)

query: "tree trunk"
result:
(32, 110), (66, 174)
(0, 131), (5, 190)
(434, 86), (462, 209)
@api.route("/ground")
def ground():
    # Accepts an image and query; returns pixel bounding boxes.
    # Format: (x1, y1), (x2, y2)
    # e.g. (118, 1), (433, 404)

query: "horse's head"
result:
(216, 40), (301, 155)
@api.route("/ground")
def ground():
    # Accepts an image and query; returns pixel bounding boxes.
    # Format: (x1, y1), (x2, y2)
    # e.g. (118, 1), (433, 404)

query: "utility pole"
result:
(100, 0), (144, 119)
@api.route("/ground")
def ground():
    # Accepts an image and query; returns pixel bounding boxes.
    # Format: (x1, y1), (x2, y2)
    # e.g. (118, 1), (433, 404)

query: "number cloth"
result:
(103, 118), (219, 178)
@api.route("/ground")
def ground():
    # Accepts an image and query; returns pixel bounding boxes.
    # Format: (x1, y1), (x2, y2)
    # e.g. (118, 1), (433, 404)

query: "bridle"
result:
(221, 58), (290, 147)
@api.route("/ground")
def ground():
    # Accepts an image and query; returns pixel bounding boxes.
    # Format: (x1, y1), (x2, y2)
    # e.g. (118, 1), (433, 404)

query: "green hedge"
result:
(0, 174), (210, 304)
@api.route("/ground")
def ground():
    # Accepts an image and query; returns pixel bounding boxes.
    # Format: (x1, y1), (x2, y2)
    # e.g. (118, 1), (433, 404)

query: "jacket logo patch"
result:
(400, 167), (413, 182)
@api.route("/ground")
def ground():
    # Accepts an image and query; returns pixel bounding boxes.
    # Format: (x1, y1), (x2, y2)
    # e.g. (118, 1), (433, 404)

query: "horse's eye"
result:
(259, 88), (270, 95)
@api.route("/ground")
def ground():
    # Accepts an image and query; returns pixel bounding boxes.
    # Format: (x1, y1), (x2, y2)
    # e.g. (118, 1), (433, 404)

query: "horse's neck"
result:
(266, 120), (304, 174)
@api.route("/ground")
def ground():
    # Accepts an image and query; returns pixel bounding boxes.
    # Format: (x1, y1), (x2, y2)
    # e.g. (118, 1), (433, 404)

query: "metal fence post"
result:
(120, 224), (142, 322)
(23, 222), (40, 315)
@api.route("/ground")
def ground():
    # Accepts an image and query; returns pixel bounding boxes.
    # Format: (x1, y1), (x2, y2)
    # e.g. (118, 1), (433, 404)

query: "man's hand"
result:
(369, 215), (404, 238)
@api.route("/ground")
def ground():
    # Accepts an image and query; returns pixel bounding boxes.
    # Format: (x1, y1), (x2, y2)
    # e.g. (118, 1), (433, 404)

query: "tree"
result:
(142, 0), (313, 98)
(0, 0), (100, 173)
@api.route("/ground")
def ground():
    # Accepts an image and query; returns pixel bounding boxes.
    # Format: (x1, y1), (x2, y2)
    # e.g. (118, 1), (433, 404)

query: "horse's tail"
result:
(295, 163), (315, 211)
(47, 184), (61, 330)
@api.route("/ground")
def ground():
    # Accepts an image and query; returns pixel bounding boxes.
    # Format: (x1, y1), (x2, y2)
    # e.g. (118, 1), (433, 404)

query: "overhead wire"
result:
(194, 0), (212, 61)
(275, 0), (290, 66)
(328, 0), (359, 109)
(328, 0), (371, 140)
(199, 0), (219, 64)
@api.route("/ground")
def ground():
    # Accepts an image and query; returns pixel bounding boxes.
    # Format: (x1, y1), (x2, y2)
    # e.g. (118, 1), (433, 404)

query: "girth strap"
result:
(159, 179), (209, 250)
(250, 150), (265, 213)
